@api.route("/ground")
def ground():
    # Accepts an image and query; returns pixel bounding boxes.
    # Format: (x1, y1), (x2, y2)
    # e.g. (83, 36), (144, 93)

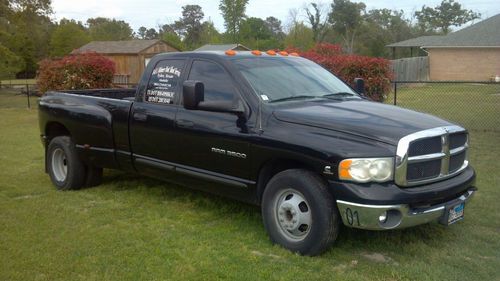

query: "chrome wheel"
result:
(274, 189), (312, 241)
(51, 148), (68, 182)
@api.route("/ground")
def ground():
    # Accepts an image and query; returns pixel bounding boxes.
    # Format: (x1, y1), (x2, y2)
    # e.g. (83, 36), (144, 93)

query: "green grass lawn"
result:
(386, 83), (500, 133)
(0, 79), (37, 85)
(1, 91), (499, 281)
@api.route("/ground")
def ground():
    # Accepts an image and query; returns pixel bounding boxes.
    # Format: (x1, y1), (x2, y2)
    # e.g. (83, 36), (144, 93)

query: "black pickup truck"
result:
(38, 51), (476, 255)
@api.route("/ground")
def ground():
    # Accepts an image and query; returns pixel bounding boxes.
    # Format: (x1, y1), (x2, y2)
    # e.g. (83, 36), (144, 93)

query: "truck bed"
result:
(61, 88), (136, 100)
(39, 89), (136, 170)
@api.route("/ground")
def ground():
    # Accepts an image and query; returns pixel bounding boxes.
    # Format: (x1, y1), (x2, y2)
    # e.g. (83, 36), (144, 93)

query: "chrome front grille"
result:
(395, 126), (469, 187)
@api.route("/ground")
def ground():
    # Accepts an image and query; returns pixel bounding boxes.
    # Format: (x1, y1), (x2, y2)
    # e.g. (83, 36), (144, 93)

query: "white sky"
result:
(51, 0), (500, 32)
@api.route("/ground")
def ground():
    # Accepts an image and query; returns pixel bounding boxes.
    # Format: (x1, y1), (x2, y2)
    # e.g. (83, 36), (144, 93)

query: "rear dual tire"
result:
(47, 136), (102, 190)
(262, 169), (340, 256)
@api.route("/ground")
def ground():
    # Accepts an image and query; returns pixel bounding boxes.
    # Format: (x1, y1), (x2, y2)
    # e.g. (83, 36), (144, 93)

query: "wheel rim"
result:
(274, 189), (312, 241)
(51, 148), (68, 182)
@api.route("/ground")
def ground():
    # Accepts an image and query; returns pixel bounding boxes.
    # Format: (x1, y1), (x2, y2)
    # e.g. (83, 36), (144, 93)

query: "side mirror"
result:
(354, 78), (365, 94)
(183, 80), (204, 110)
(183, 80), (245, 114)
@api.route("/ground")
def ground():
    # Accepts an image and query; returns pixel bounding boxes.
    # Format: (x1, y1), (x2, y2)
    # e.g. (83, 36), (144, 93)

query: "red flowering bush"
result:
(37, 52), (115, 94)
(288, 43), (392, 102)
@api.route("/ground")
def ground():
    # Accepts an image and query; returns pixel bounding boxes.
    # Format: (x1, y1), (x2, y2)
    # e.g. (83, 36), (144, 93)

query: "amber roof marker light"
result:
(289, 52), (300, 57)
(266, 50), (276, 56)
(251, 50), (262, 56)
(279, 51), (289, 56)
(225, 49), (237, 56)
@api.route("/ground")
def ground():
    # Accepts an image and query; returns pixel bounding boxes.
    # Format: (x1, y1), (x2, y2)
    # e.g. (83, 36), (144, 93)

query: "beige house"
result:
(387, 14), (500, 81)
(427, 48), (499, 81)
(72, 40), (179, 84)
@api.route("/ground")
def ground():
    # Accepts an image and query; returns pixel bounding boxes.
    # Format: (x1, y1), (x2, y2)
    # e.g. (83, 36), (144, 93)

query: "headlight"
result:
(339, 158), (394, 183)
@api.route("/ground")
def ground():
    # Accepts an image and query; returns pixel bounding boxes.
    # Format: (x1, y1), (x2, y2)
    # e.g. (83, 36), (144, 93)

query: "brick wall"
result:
(428, 48), (500, 81)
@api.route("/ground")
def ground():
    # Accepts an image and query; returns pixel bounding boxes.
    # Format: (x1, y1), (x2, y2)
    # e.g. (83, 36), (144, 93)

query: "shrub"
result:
(37, 52), (115, 94)
(290, 43), (392, 102)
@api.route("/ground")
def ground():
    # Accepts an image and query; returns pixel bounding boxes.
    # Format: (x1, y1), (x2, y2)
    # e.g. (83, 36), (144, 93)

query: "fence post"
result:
(393, 82), (397, 105)
(26, 83), (30, 109)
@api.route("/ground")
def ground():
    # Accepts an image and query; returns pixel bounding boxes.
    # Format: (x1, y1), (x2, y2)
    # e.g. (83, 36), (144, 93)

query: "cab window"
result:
(145, 59), (184, 104)
(188, 60), (236, 102)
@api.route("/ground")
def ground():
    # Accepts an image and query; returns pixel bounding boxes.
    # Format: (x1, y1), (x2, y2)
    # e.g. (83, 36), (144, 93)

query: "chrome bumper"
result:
(336, 188), (476, 230)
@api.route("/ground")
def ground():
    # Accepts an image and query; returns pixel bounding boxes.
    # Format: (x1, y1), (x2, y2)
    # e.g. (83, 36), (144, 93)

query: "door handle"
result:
(133, 112), (148, 122)
(176, 119), (194, 128)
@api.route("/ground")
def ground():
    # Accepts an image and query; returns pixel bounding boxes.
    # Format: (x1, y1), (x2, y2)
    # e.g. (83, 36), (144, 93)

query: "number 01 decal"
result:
(345, 208), (360, 226)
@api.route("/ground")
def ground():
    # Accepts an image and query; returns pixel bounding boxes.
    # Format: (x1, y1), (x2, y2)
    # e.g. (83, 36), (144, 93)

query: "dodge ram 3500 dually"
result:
(39, 51), (476, 256)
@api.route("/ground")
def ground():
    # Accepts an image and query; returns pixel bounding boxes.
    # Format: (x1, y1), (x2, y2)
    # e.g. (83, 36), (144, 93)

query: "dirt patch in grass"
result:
(361, 252), (392, 263)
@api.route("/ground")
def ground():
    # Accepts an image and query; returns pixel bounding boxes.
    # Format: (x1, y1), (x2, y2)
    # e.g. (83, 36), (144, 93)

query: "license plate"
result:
(447, 202), (465, 225)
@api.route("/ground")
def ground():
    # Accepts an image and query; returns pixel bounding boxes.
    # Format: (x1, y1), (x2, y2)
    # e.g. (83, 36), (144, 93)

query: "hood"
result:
(272, 99), (454, 145)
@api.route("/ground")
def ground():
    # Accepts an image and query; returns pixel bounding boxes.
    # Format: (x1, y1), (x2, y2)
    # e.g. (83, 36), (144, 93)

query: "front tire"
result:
(47, 136), (86, 190)
(261, 169), (340, 256)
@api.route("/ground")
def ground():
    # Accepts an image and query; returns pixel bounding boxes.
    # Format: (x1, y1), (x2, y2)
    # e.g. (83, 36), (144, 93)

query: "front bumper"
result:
(336, 188), (476, 230)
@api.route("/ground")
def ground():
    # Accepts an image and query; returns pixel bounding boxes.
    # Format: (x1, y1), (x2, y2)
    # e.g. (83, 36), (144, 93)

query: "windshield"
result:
(232, 57), (360, 102)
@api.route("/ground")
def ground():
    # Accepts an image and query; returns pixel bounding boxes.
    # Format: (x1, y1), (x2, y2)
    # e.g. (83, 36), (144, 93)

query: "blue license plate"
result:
(447, 202), (465, 225)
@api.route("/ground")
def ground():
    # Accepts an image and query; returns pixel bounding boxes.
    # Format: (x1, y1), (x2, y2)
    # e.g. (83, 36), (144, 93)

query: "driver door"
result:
(175, 59), (252, 182)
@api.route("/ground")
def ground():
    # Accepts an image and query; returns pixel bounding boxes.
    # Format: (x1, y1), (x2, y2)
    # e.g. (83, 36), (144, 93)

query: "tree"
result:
(137, 26), (147, 39)
(49, 19), (90, 57)
(9, 0), (52, 16)
(265, 16), (285, 39)
(328, 0), (366, 53)
(359, 9), (414, 57)
(144, 28), (158, 39)
(5, 0), (53, 77)
(0, 0), (12, 44)
(240, 17), (281, 50)
(286, 8), (300, 30)
(159, 27), (185, 51)
(304, 2), (330, 42)
(0, 0), (10, 18)
(199, 20), (223, 46)
(414, 0), (480, 34)
(87, 17), (133, 41)
(172, 5), (204, 48)
(219, 0), (248, 42)
(284, 22), (315, 51)
(240, 17), (271, 41)
(0, 43), (24, 79)
(158, 23), (175, 36)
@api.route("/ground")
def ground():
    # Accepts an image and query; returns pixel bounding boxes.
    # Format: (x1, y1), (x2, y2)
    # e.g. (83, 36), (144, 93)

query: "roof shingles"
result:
(73, 39), (161, 54)
(194, 44), (250, 51)
(387, 14), (500, 48)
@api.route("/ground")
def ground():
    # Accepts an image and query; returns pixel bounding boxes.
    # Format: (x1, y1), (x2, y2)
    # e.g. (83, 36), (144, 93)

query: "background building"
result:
(387, 14), (500, 81)
(73, 40), (179, 84)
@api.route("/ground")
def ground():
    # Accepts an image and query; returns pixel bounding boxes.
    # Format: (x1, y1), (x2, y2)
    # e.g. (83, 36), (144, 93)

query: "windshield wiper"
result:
(321, 92), (357, 98)
(269, 95), (319, 103)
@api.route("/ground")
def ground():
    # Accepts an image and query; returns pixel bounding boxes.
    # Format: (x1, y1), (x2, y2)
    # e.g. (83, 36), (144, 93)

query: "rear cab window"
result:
(146, 59), (185, 105)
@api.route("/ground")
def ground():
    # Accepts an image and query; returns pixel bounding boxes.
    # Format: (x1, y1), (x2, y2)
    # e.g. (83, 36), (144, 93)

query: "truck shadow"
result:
(99, 169), (261, 214)
(98, 170), (453, 255)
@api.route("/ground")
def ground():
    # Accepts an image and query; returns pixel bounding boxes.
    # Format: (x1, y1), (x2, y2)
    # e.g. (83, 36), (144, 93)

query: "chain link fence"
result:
(0, 82), (38, 109)
(388, 81), (500, 134)
(2, 80), (499, 135)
